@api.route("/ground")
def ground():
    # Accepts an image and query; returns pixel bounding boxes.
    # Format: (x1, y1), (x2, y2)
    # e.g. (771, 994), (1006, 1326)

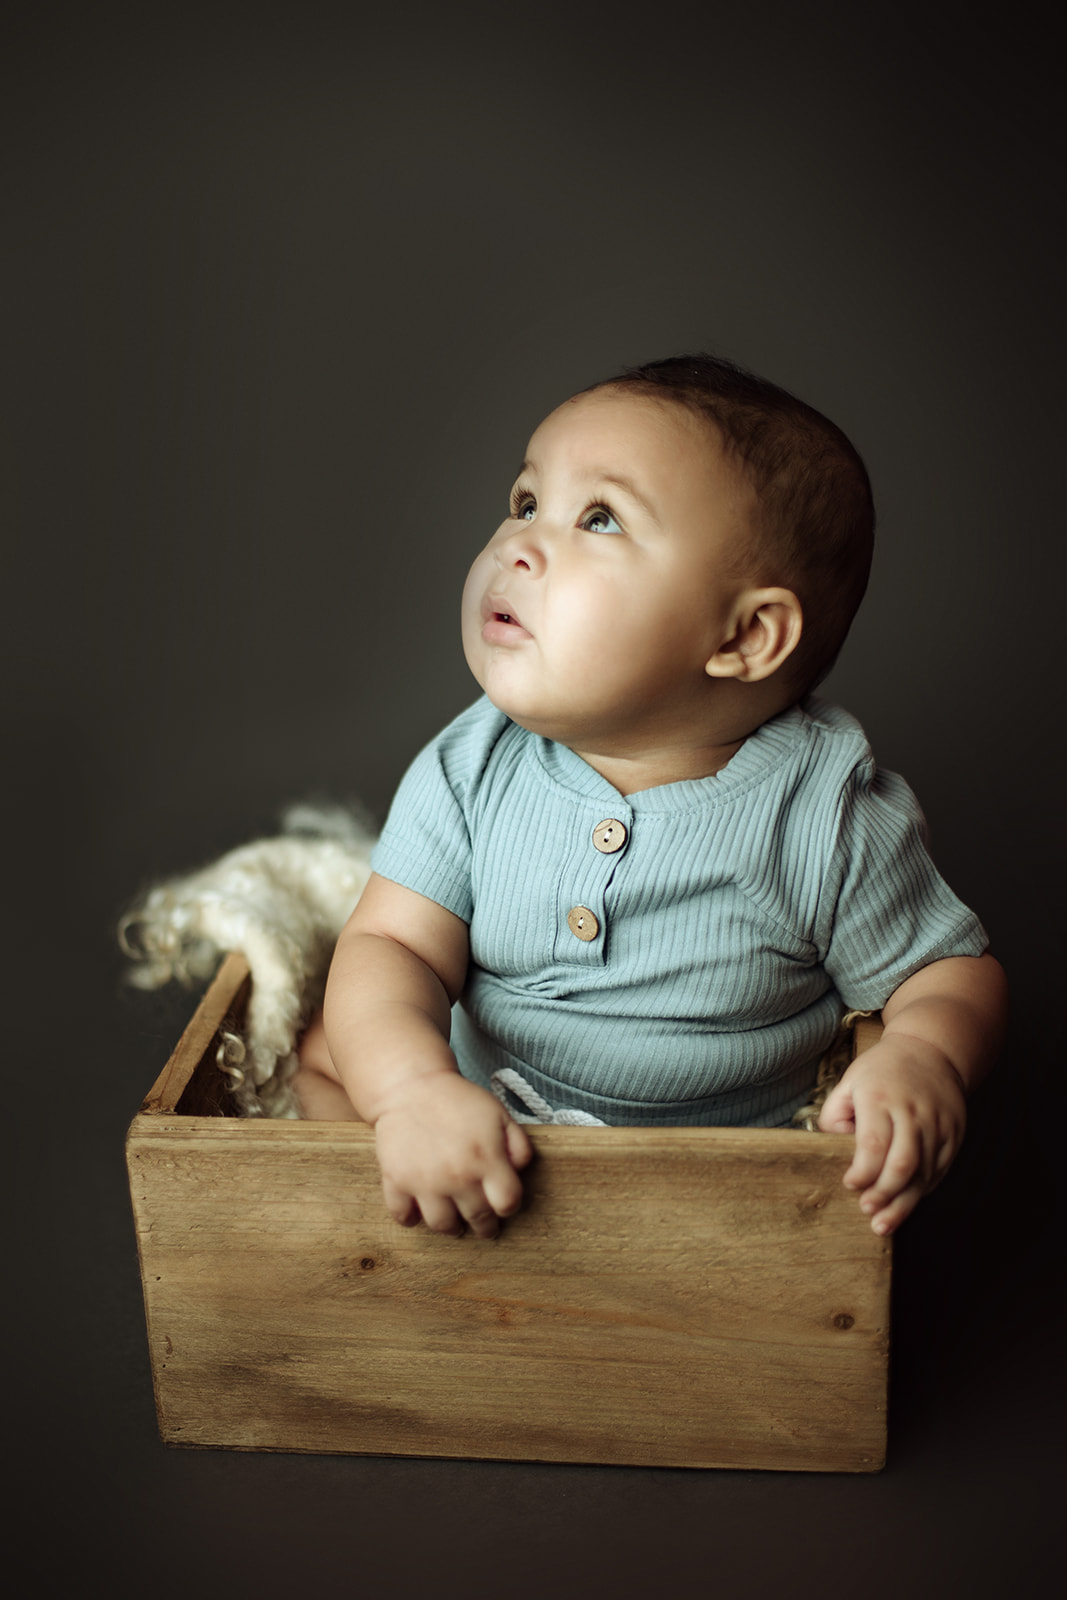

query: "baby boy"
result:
(293, 354), (1006, 1242)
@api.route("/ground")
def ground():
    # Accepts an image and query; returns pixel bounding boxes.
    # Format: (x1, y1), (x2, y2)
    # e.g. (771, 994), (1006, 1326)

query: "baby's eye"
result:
(582, 506), (622, 534)
(512, 495), (537, 522)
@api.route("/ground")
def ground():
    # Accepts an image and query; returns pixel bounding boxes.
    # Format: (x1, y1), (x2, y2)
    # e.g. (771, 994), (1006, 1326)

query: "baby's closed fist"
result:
(374, 1071), (533, 1239)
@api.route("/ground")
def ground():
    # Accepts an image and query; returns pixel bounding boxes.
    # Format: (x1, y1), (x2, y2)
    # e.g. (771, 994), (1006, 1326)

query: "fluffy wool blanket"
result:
(119, 806), (375, 1118)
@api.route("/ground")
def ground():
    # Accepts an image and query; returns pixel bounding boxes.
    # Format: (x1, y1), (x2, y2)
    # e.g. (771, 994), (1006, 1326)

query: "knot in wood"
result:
(360, 1257), (376, 1271)
(832, 1313), (855, 1331)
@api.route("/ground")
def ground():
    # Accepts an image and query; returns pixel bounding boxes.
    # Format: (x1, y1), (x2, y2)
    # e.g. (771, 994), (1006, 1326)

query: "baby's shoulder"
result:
(768, 696), (877, 796)
(794, 695), (872, 757)
(417, 696), (518, 791)
(789, 696), (928, 837)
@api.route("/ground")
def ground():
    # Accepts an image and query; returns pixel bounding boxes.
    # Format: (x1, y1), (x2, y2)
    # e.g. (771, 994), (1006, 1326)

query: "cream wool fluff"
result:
(119, 806), (375, 1118)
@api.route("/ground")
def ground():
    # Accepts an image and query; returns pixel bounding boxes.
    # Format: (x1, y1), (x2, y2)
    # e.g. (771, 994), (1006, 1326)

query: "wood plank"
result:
(128, 962), (890, 1470)
(127, 1116), (890, 1470)
(853, 1015), (883, 1058)
(138, 951), (251, 1115)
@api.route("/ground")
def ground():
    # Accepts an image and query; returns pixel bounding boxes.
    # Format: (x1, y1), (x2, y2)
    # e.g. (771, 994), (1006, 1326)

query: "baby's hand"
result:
(817, 1036), (967, 1235)
(373, 1071), (533, 1240)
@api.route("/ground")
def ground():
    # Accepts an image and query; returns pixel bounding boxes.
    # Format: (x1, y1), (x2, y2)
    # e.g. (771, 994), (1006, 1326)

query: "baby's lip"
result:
(484, 594), (529, 633)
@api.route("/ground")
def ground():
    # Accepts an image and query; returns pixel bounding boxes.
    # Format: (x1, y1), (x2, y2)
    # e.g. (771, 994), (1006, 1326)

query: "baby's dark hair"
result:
(591, 353), (875, 691)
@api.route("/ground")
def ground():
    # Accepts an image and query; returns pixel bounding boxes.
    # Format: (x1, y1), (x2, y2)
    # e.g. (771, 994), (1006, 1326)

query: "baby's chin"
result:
(463, 659), (547, 732)
(466, 672), (532, 728)
(461, 633), (590, 739)
(468, 683), (589, 747)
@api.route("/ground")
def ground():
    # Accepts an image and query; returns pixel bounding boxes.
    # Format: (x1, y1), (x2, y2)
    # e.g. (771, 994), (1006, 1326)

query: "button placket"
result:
(553, 808), (632, 962)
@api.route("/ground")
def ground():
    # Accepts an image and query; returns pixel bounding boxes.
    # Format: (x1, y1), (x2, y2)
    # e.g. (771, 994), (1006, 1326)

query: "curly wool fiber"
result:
(119, 806), (375, 1118)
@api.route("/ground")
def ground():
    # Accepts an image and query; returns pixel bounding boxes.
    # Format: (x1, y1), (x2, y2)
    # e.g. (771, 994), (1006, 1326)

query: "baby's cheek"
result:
(555, 585), (622, 656)
(460, 564), (490, 655)
(460, 556), (486, 616)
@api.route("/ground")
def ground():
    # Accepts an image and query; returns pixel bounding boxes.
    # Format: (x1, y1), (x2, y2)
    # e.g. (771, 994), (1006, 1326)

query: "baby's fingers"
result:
(842, 1103), (898, 1193)
(818, 1078), (856, 1135)
(454, 1126), (531, 1235)
(863, 1178), (927, 1236)
(855, 1118), (937, 1235)
(452, 1189), (502, 1239)
(381, 1176), (422, 1229)
(432, 1171), (521, 1240)
(851, 1115), (926, 1221)
(414, 1192), (467, 1237)
(505, 1120), (534, 1171)
(482, 1157), (527, 1222)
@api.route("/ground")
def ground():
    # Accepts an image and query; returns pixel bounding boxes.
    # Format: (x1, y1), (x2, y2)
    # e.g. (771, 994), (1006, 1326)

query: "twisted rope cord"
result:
(490, 1067), (608, 1126)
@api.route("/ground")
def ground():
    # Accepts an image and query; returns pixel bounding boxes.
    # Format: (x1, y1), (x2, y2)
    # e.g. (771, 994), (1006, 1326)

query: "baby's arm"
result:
(317, 873), (532, 1239)
(818, 953), (1008, 1234)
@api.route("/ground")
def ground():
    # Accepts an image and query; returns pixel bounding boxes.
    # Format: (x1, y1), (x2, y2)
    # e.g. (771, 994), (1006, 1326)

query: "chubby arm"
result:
(319, 873), (531, 1238)
(818, 953), (1008, 1234)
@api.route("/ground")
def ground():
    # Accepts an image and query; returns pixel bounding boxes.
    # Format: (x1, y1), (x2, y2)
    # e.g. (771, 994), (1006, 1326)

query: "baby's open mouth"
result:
(484, 596), (528, 634)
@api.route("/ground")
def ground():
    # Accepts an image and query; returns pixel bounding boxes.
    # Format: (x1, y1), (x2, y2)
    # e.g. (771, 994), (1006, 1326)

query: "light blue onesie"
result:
(370, 696), (987, 1127)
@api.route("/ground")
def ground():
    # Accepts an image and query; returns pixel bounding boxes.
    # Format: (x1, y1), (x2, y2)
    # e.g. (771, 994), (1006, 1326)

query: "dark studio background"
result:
(5, 2), (1064, 1595)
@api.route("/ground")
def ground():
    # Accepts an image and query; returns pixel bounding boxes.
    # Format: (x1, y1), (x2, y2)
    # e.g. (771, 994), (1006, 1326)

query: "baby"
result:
(293, 354), (1007, 1242)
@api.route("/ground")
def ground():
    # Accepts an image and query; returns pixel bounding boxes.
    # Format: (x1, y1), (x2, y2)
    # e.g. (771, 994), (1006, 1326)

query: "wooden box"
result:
(127, 952), (891, 1471)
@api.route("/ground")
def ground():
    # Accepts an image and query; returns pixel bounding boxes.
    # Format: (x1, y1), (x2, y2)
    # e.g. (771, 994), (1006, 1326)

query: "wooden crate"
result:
(127, 951), (891, 1471)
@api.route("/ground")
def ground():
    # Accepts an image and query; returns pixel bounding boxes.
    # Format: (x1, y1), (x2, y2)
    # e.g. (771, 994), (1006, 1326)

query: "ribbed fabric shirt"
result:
(371, 696), (987, 1127)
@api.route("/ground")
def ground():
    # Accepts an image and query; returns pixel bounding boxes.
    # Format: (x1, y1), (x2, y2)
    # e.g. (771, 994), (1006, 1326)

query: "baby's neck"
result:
(563, 682), (801, 795)
(513, 678), (804, 796)
(569, 736), (746, 796)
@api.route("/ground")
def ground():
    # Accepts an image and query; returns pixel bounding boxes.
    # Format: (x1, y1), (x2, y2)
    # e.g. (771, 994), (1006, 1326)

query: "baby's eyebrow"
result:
(516, 460), (659, 522)
(594, 472), (659, 520)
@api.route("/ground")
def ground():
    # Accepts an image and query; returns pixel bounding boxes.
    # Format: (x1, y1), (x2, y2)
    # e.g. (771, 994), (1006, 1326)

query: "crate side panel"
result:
(127, 1125), (889, 1470)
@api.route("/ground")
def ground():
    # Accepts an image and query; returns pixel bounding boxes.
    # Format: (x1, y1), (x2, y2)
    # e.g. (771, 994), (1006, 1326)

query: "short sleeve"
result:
(819, 763), (988, 1009)
(370, 738), (475, 922)
(369, 699), (509, 923)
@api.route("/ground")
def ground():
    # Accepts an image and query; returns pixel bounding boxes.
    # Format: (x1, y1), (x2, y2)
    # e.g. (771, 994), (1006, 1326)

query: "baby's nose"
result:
(497, 523), (545, 575)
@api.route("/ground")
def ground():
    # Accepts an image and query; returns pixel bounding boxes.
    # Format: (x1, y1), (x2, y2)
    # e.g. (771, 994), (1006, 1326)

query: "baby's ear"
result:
(705, 589), (803, 683)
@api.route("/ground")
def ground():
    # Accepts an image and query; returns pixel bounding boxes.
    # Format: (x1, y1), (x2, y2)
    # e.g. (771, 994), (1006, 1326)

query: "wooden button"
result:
(592, 818), (627, 854)
(566, 905), (599, 941)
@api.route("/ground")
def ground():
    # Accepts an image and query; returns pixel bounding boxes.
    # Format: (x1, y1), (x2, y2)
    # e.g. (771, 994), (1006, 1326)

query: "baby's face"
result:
(461, 388), (758, 755)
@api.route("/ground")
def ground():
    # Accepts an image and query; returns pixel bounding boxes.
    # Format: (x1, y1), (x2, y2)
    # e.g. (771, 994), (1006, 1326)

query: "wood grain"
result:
(128, 990), (890, 1470)
(139, 951), (251, 1116)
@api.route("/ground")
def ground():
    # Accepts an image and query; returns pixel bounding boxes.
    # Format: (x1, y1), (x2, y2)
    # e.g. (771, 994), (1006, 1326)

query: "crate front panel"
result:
(127, 1119), (889, 1470)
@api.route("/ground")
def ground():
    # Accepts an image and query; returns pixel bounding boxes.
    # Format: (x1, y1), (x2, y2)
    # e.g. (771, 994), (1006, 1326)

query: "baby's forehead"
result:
(521, 390), (742, 508)
(517, 387), (759, 543)
(527, 386), (725, 463)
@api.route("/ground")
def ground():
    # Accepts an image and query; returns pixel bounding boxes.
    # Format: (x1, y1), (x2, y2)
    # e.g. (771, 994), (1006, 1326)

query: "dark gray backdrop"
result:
(6, 3), (1063, 1595)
